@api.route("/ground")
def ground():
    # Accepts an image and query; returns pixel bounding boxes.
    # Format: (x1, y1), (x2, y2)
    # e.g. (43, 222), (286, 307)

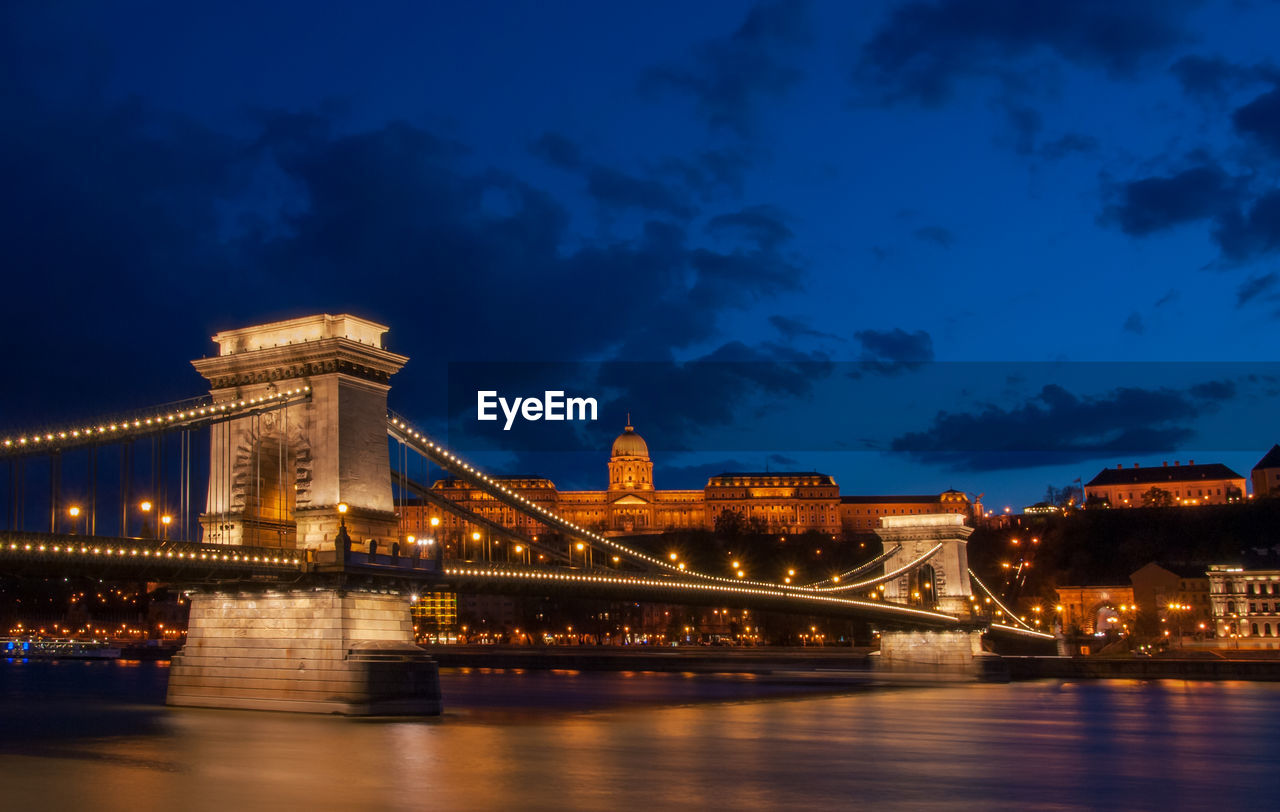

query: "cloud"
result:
(0, 73), (823, 433)
(769, 314), (843, 342)
(913, 225), (954, 247)
(595, 340), (834, 450)
(889, 382), (1222, 471)
(855, 0), (1195, 106)
(1233, 85), (1280, 157)
(643, 0), (811, 136)
(1237, 272), (1280, 307)
(1188, 379), (1236, 400)
(1002, 101), (1042, 155)
(855, 328), (934, 363)
(1213, 190), (1280, 261)
(1170, 55), (1278, 104)
(1039, 132), (1098, 161)
(851, 328), (934, 377)
(1155, 289), (1180, 307)
(1100, 165), (1241, 236)
(706, 205), (793, 250)
(657, 148), (752, 199)
(585, 165), (694, 218)
(1123, 312), (1145, 334)
(530, 133), (731, 216)
(529, 131), (583, 170)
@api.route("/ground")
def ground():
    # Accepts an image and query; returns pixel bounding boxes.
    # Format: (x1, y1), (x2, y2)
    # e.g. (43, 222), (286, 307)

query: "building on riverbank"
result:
(405, 420), (974, 539)
(1209, 564), (1280, 647)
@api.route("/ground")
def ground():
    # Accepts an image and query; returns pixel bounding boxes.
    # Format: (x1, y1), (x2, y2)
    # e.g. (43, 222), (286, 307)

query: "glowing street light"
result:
(68, 505), (84, 535)
(161, 514), (172, 540)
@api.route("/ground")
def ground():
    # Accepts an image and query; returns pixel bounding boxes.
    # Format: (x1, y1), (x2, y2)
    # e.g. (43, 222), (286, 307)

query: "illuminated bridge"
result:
(0, 314), (1051, 715)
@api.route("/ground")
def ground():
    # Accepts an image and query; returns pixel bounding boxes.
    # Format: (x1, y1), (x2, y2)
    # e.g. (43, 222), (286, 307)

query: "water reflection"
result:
(1, 661), (1278, 810)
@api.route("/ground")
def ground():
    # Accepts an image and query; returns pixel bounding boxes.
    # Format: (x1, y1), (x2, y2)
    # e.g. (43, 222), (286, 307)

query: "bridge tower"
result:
(873, 514), (997, 676)
(169, 314), (439, 716)
(191, 313), (408, 550)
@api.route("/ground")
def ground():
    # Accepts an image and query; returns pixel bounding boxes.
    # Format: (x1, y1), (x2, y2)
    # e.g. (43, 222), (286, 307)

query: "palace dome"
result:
(611, 422), (649, 458)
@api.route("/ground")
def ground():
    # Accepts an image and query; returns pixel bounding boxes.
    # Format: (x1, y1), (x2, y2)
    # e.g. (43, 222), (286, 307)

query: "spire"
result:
(626, 412), (632, 428)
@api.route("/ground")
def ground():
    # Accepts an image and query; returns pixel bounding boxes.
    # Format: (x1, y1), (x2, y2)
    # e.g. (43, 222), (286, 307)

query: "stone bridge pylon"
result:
(169, 314), (440, 716)
(191, 313), (408, 551)
(874, 514), (999, 676)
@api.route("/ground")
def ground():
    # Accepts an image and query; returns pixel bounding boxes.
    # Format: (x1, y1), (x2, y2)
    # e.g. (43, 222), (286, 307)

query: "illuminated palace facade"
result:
(413, 422), (972, 538)
(1084, 460), (1248, 507)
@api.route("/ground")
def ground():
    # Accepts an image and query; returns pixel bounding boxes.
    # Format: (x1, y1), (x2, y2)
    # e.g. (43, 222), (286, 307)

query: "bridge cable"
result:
(968, 569), (1037, 633)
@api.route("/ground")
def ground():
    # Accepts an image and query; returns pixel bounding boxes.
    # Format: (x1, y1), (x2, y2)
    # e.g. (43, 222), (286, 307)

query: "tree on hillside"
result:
(713, 509), (745, 537)
(1142, 487), (1174, 508)
(1045, 484), (1083, 507)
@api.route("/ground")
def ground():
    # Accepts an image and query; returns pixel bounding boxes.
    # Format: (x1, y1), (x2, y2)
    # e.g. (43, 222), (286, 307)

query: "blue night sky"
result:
(3, 1), (1279, 510)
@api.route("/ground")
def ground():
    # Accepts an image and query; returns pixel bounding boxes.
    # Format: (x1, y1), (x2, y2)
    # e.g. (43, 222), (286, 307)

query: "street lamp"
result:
(68, 505), (83, 535)
(161, 514), (172, 540)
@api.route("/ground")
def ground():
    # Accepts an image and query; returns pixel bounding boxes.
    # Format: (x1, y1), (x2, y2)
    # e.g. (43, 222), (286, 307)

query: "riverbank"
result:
(425, 645), (1280, 681)
(422, 644), (875, 673)
(1005, 654), (1280, 681)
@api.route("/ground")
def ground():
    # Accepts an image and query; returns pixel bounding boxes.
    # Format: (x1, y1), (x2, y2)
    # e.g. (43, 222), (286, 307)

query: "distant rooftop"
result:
(707, 472), (836, 486)
(841, 494), (949, 504)
(1255, 444), (1280, 471)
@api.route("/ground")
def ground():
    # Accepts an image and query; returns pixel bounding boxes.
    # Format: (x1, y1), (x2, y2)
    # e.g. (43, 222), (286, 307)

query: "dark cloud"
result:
(856, 328), (934, 364)
(1233, 85), (1280, 157)
(890, 383), (1218, 471)
(1188, 379), (1236, 401)
(851, 328), (934, 377)
(856, 0), (1194, 106)
(585, 165), (694, 218)
(1039, 132), (1098, 161)
(706, 205), (793, 250)
(687, 243), (802, 309)
(1213, 190), (1280, 261)
(643, 0), (811, 136)
(1155, 289), (1180, 307)
(1170, 55), (1278, 103)
(1237, 272), (1280, 307)
(529, 131), (583, 170)
(1123, 312), (1145, 334)
(1101, 165), (1240, 236)
(657, 148), (752, 199)
(653, 458), (767, 487)
(596, 341), (834, 451)
(769, 315), (843, 342)
(1002, 102), (1042, 155)
(913, 225), (955, 248)
(0, 85), (811, 426)
(530, 134), (724, 216)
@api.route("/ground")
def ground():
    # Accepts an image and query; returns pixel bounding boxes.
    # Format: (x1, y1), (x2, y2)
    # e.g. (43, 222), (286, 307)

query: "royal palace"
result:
(405, 421), (973, 539)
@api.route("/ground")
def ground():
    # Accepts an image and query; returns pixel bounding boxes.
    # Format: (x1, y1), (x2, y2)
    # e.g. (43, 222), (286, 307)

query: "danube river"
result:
(2, 659), (1278, 810)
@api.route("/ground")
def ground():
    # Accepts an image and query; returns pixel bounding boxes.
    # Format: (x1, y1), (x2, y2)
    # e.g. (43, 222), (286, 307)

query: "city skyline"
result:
(5, 2), (1280, 510)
